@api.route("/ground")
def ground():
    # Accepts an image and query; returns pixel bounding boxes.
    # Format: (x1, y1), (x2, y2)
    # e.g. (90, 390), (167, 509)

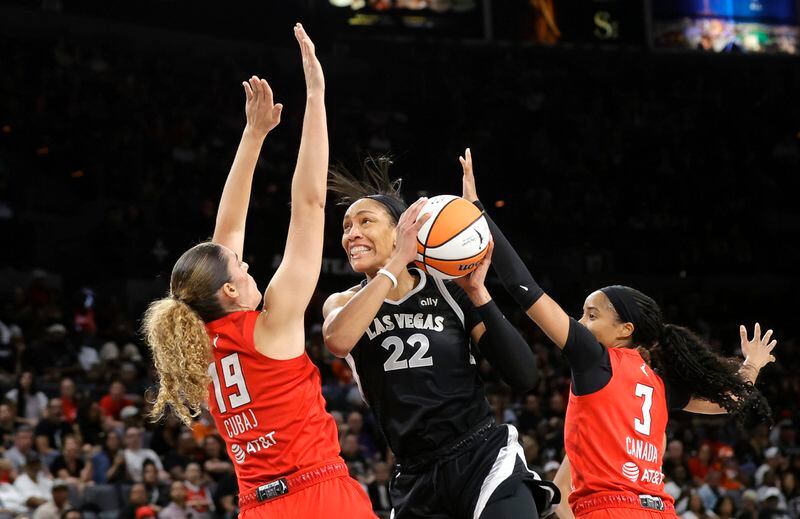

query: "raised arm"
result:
(459, 148), (570, 348)
(323, 198), (430, 357)
(212, 76), (283, 257)
(256, 24), (328, 359)
(683, 323), (777, 414)
(553, 455), (575, 519)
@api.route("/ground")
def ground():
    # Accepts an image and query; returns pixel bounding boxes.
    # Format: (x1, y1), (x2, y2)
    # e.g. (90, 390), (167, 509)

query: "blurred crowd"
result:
(1, 11), (799, 519)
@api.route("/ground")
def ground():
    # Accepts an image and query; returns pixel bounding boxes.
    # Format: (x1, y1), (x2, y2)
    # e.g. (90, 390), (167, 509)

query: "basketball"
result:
(414, 195), (492, 280)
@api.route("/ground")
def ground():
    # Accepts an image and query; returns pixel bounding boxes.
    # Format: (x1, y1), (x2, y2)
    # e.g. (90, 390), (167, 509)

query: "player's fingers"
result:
(243, 81), (254, 100)
(762, 329), (773, 346)
(249, 76), (259, 102)
(414, 212), (432, 231)
(739, 325), (747, 344)
(767, 340), (777, 352)
(273, 104), (283, 123)
(262, 79), (274, 106)
(768, 354), (776, 363)
(754, 322), (761, 341)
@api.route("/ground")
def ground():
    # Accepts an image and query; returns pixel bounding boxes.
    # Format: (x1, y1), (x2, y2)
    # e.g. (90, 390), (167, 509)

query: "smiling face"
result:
(577, 290), (634, 348)
(341, 198), (398, 275)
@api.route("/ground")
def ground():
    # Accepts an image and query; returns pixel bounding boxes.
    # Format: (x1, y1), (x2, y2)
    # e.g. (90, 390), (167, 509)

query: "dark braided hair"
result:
(328, 156), (406, 224)
(617, 287), (772, 429)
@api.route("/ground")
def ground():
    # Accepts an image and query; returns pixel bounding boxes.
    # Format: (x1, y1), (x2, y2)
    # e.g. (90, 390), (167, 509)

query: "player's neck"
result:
(386, 268), (419, 301)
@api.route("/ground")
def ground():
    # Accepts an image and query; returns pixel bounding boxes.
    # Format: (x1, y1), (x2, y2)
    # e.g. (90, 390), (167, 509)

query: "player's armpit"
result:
(683, 397), (728, 415)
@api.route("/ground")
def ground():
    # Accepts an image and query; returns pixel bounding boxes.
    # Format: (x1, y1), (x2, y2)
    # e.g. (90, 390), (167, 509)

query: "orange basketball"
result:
(414, 195), (491, 280)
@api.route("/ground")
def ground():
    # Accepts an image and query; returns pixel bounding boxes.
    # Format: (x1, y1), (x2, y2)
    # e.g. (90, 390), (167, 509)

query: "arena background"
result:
(0, 1), (798, 518)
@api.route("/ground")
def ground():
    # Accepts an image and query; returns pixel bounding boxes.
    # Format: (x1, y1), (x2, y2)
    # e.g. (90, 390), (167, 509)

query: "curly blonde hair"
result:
(142, 242), (230, 427)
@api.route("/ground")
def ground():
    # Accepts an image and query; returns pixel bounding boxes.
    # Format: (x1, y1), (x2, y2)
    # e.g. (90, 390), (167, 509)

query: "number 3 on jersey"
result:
(208, 353), (252, 413)
(634, 383), (654, 436)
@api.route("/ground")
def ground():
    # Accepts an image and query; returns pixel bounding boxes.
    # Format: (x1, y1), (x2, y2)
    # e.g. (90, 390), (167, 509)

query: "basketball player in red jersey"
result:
(142, 25), (375, 519)
(458, 149), (777, 518)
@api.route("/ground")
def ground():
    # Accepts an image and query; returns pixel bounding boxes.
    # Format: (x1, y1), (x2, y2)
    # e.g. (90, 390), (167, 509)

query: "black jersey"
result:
(346, 268), (493, 459)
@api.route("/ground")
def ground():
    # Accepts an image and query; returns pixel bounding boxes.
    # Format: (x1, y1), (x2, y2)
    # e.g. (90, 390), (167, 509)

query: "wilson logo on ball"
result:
(414, 195), (492, 280)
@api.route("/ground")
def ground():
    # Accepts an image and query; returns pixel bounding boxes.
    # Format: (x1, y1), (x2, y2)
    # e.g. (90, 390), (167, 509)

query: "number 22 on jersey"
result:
(208, 353), (252, 413)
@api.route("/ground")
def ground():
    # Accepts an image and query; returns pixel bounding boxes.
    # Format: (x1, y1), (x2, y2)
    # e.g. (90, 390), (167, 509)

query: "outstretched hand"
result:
(740, 323), (777, 371)
(294, 23), (324, 95)
(391, 198), (431, 267)
(459, 147), (479, 202)
(242, 75), (282, 138)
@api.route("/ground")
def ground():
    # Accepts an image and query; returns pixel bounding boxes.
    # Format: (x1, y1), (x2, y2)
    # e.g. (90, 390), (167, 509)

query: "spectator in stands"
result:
(162, 431), (197, 481)
(199, 435), (231, 483)
(346, 411), (377, 460)
(182, 462), (213, 519)
(99, 381), (131, 430)
(4, 425), (36, 472)
(13, 452), (52, 513)
(74, 403), (104, 447)
(49, 435), (91, 487)
(123, 427), (163, 483)
(756, 447), (784, 486)
(340, 433), (366, 480)
(366, 461), (391, 517)
(34, 398), (73, 451)
(120, 482), (149, 519)
(91, 430), (130, 484)
(58, 378), (79, 425)
(713, 495), (737, 519)
(31, 479), (71, 519)
(0, 403), (20, 445)
(158, 481), (192, 519)
(0, 459), (28, 516)
(518, 394), (543, 436)
(211, 472), (238, 519)
(141, 460), (169, 510)
(5, 371), (48, 425)
(689, 444), (714, 486)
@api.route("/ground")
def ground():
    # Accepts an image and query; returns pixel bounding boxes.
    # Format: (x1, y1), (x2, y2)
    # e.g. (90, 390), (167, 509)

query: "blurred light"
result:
(1, 125), (10, 134)
(795, 131), (800, 140)
(494, 200), (505, 208)
(679, 270), (687, 278)
(71, 170), (85, 178)
(36, 146), (49, 156)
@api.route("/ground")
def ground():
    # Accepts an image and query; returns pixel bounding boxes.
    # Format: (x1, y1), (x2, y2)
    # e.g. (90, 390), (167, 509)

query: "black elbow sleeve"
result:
(476, 300), (539, 391)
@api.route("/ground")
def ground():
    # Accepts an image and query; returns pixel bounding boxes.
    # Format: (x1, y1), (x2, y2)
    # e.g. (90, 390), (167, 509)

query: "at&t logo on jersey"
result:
(622, 462), (640, 482)
(231, 443), (246, 465)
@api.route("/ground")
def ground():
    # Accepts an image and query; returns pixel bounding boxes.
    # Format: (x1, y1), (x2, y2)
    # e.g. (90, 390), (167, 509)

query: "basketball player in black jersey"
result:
(322, 160), (558, 519)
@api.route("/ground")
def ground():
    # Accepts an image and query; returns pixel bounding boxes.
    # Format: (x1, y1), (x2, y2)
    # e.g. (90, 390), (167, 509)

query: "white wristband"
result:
(376, 268), (398, 289)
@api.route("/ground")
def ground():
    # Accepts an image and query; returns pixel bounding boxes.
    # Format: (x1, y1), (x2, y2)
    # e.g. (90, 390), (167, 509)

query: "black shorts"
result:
(390, 420), (559, 519)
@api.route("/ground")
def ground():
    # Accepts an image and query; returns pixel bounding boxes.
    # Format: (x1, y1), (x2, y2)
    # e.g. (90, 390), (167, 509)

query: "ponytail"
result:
(142, 297), (212, 427)
(654, 324), (772, 428)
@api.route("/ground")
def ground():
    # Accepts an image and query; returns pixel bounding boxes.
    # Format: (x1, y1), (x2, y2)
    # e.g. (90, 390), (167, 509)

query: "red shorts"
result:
(580, 510), (678, 519)
(239, 475), (376, 519)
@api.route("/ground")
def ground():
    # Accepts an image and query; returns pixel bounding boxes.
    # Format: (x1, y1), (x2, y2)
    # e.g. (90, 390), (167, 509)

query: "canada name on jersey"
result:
(365, 312), (446, 340)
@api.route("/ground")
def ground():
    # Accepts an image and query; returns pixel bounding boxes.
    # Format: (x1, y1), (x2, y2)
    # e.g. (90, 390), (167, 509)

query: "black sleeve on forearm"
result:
(474, 200), (544, 311)
(475, 300), (539, 392)
(562, 318), (613, 395)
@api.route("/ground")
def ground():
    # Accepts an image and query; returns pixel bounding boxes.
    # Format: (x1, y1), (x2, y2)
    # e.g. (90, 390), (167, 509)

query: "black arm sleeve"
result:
(474, 200), (544, 310)
(562, 318), (613, 395)
(474, 300), (539, 392)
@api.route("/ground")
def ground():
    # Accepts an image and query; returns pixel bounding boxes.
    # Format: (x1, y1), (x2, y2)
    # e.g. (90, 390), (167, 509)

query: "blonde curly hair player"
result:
(142, 24), (375, 519)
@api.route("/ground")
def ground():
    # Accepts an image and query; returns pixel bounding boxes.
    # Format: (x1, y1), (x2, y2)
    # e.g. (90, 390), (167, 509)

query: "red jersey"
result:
(565, 347), (672, 511)
(205, 311), (341, 493)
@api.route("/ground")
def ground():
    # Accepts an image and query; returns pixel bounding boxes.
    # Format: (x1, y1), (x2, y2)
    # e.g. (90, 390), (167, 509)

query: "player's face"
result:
(578, 290), (632, 348)
(342, 198), (397, 274)
(222, 247), (261, 310)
